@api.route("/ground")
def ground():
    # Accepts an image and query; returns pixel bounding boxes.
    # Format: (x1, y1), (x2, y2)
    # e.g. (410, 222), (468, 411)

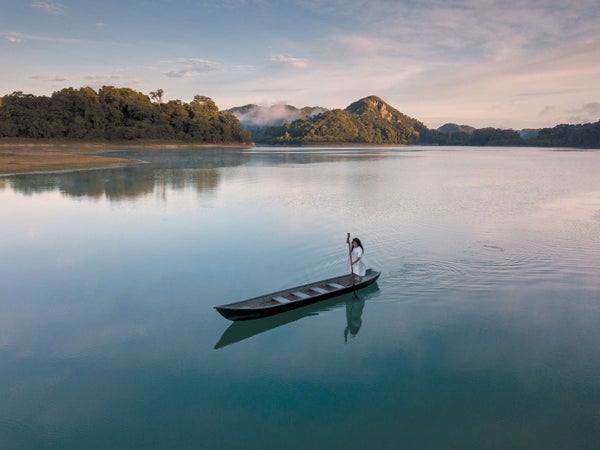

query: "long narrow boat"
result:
(214, 268), (380, 321)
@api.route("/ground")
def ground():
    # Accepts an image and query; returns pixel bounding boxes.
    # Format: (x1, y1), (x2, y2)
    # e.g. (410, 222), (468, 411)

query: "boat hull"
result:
(214, 269), (380, 321)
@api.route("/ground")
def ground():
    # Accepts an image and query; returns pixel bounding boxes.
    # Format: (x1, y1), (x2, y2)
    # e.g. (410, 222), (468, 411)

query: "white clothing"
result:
(349, 246), (366, 277)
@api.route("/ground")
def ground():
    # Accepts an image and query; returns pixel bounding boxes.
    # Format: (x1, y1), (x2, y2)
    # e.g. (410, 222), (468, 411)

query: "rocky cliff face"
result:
(345, 95), (425, 129)
(346, 96), (390, 115)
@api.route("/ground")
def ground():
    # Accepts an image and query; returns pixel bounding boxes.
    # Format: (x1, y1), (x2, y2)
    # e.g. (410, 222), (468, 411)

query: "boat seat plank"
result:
(291, 291), (311, 299)
(327, 283), (344, 289)
(272, 296), (292, 304)
(310, 287), (329, 294)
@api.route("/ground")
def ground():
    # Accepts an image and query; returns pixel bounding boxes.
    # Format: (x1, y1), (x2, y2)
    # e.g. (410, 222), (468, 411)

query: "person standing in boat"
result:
(347, 236), (366, 282)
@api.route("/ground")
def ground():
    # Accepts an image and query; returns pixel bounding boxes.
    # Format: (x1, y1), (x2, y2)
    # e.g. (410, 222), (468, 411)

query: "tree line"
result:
(261, 115), (600, 148)
(419, 127), (523, 146)
(1, 87), (598, 148)
(420, 123), (600, 148)
(531, 122), (600, 148)
(262, 116), (600, 148)
(0, 87), (251, 143)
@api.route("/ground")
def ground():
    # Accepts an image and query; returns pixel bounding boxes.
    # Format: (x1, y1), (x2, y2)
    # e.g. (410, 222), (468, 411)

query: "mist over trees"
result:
(0, 87), (251, 143)
(226, 104), (326, 139)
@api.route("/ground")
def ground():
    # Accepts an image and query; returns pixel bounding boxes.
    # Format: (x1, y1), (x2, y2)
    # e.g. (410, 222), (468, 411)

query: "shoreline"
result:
(0, 140), (254, 176)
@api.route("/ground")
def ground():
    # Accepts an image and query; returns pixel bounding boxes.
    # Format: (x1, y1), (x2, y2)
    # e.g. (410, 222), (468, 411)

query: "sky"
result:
(1, 0), (599, 129)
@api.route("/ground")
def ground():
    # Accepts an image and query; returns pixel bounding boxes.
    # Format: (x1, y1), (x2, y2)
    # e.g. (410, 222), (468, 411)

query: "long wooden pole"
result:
(347, 233), (357, 297)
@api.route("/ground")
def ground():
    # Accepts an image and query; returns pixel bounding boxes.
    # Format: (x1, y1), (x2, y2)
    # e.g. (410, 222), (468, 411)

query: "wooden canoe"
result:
(214, 268), (381, 321)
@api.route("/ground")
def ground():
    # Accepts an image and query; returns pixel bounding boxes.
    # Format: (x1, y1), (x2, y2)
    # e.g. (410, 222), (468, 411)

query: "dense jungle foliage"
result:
(0, 87), (251, 143)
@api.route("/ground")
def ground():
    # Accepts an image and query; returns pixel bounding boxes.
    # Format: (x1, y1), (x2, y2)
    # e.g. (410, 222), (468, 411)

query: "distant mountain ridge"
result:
(257, 95), (427, 145)
(438, 123), (476, 134)
(230, 95), (598, 148)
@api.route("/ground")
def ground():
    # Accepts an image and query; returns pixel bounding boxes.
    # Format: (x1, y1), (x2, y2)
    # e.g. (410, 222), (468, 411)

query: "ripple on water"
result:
(376, 237), (574, 301)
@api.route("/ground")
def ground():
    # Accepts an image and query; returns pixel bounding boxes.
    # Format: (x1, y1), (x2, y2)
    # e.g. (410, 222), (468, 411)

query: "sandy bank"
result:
(0, 140), (254, 175)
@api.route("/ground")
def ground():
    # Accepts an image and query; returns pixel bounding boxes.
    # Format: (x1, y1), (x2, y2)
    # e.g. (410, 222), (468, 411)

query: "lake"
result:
(1, 146), (599, 449)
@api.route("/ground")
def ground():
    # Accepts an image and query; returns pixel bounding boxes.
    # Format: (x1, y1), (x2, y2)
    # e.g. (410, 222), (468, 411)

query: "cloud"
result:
(330, 34), (391, 55)
(28, 72), (133, 88)
(270, 55), (309, 69)
(2, 31), (82, 45)
(82, 74), (126, 82)
(568, 102), (600, 124)
(30, 75), (72, 82)
(3, 32), (23, 43)
(31, 1), (66, 15)
(539, 106), (557, 117)
(163, 58), (221, 78)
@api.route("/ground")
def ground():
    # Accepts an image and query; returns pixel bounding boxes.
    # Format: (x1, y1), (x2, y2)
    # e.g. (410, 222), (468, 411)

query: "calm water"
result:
(1, 146), (599, 449)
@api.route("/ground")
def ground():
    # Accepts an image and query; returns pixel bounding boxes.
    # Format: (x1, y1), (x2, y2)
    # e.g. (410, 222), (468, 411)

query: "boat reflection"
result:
(214, 283), (380, 349)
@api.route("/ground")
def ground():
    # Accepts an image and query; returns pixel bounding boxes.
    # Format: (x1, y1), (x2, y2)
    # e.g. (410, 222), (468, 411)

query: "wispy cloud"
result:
(2, 31), (82, 45)
(270, 55), (309, 69)
(30, 75), (72, 82)
(29, 72), (132, 87)
(82, 73), (127, 82)
(329, 34), (392, 56)
(3, 32), (23, 43)
(163, 58), (221, 78)
(31, 1), (66, 15)
(568, 102), (600, 124)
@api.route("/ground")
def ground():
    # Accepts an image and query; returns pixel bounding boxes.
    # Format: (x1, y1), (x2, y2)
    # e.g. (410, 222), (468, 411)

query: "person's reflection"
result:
(344, 296), (365, 342)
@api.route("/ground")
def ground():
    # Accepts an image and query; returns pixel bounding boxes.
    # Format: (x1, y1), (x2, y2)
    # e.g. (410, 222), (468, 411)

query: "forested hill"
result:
(0, 87), (251, 143)
(259, 95), (600, 148)
(437, 123), (476, 134)
(260, 96), (428, 145)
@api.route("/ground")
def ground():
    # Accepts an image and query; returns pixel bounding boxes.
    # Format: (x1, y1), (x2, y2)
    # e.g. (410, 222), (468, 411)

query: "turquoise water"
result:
(1, 147), (599, 449)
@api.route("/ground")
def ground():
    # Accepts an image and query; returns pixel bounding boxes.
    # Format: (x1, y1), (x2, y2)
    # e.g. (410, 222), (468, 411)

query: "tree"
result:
(150, 89), (164, 104)
(189, 95), (219, 115)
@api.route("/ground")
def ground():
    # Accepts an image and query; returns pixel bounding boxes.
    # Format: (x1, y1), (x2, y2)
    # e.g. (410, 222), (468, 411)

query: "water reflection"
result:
(214, 283), (379, 349)
(344, 296), (365, 342)
(3, 146), (418, 201)
(2, 147), (600, 448)
(248, 146), (419, 165)
(6, 149), (250, 201)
